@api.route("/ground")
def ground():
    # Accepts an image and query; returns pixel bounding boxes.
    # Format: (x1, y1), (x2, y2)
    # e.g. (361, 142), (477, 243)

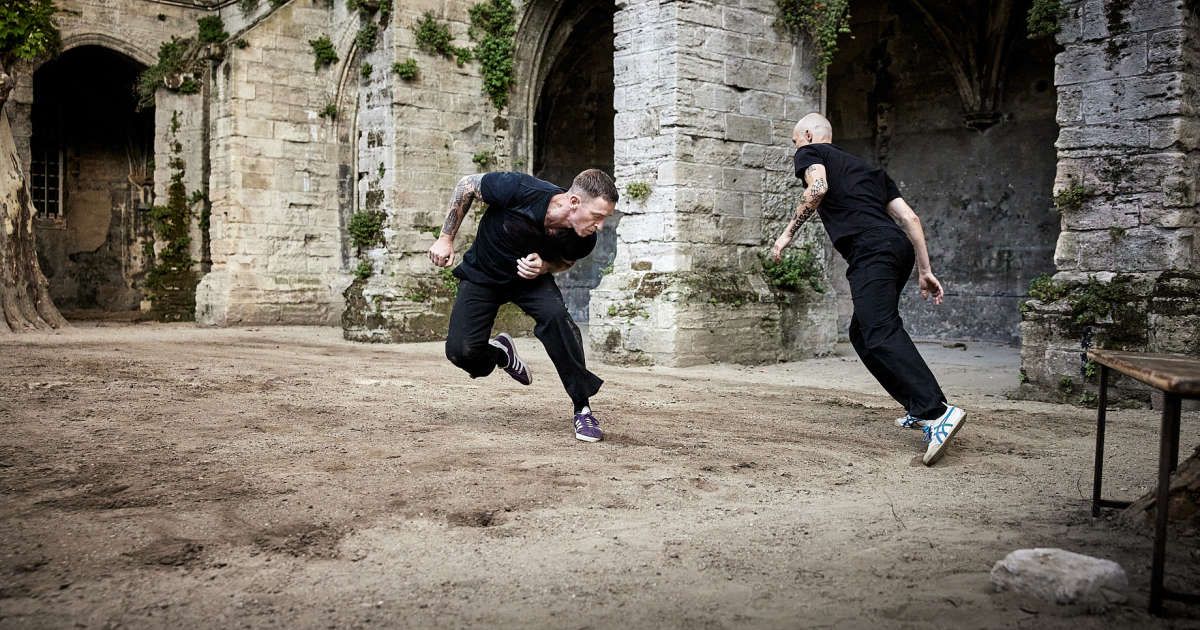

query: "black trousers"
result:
(445, 275), (603, 407)
(844, 228), (947, 420)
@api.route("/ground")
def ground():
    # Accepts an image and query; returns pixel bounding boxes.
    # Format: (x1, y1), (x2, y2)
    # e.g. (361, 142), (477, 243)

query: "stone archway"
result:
(510, 0), (616, 322)
(30, 45), (155, 315)
(825, 0), (1059, 344)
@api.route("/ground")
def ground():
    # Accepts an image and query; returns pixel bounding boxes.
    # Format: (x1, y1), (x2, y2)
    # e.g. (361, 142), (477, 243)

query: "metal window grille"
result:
(30, 142), (62, 219)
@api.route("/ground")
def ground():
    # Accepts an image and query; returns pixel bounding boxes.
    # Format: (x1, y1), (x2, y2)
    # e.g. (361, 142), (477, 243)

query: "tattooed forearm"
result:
(785, 175), (828, 237)
(441, 174), (484, 238)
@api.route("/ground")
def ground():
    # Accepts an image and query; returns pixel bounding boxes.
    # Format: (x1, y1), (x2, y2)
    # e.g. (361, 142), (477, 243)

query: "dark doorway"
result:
(32, 46), (154, 314)
(533, 4), (615, 322)
(825, 0), (1059, 343)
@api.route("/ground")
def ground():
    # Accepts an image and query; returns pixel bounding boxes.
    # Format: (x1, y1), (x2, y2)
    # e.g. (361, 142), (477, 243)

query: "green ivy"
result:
(1027, 273), (1068, 302)
(1026, 0), (1066, 39)
(354, 259), (373, 280)
(144, 111), (198, 322)
(472, 150), (494, 169)
(309, 35), (338, 70)
(238, 0), (259, 16)
(356, 21), (378, 51)
(468, 0), (515, 110)
(319, 102), (338, 119)
(761, 243), (824, 293)
(0, 0), (60, 66)
(393, 58), (418, 80)
(413, 12), (453, 56)
(774, 0), (851, 81)
(196, 15), (228, 44)
(136, 37), (202, 110)
(348, 210), (385, 250)
(1053, 183), (1090, 213)
(360, 62), (372, 79)
(625, 181), (651, 202)
(178, 76), (201, 94)
(439, 267), (459, 294)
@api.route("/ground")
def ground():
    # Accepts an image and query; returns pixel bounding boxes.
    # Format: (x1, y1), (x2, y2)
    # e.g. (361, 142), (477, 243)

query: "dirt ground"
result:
(1, 323), (1198, 629)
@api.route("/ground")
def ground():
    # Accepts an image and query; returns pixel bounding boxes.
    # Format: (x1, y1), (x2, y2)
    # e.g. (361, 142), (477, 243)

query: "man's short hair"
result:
(570, 169), (619, 204)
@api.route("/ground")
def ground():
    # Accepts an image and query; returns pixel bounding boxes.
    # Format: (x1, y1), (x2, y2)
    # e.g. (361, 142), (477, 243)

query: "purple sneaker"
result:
(488, 333), (532, 385)
(573, 411), (604, 443)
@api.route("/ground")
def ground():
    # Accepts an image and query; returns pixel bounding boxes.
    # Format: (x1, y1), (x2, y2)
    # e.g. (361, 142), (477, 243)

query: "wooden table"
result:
(1088, 349), (1200, 615)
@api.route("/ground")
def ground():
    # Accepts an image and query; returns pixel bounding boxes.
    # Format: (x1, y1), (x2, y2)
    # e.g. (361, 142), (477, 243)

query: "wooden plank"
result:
(1087, 349), (1200, 397)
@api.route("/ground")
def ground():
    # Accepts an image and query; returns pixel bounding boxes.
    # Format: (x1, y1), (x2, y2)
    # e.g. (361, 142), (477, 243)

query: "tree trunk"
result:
(1122, 445), (1200, 529)
(1, 67), (68, 333)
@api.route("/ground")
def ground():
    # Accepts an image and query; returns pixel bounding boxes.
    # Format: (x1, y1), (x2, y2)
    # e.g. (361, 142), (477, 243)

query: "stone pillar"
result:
(196, 1), (355, 326)
(1019, 0), (1200, 403)
(588, 0), (836, 367)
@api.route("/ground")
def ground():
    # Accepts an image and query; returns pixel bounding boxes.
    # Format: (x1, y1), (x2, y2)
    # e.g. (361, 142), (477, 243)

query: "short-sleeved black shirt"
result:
(454, 172), (598, 285)
(793, 143), (904, 256)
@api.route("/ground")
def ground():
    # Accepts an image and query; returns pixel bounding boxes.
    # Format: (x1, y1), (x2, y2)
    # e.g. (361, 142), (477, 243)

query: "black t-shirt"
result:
(454, 172), (597, 285)
(793, 143), (904, 256)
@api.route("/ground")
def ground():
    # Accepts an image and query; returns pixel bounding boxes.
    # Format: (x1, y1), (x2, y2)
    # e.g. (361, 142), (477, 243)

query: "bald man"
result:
(771, 113), (966, 466)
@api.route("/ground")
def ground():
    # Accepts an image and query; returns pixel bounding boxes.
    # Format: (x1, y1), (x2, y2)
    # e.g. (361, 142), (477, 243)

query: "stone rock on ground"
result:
(990, 548), (1128, 613)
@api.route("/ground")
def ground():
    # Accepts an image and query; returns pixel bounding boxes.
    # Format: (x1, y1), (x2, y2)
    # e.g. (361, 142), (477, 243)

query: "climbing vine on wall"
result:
(144, 111), (198, 322)
(1026, 0), (1066, 39)
(410, 3), (515, 109)
(774, 0), (851, 81)
(467, 0), (515, 110)
(413, 12), (471, 65)
(196, 15), (228, 44)
(136, 38), (204, 109)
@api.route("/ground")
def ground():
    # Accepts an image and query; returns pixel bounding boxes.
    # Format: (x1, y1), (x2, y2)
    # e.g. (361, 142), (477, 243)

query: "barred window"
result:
(30, 141), (62, 219)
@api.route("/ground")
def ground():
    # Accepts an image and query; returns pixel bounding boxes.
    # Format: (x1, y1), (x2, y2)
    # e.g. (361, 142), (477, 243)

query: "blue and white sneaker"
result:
(921, 404), (967, 466)
(895, 414), (933, 429)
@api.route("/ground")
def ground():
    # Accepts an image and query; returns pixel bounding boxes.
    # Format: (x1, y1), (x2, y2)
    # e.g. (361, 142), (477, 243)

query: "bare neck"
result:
(544, 192), (571, 229)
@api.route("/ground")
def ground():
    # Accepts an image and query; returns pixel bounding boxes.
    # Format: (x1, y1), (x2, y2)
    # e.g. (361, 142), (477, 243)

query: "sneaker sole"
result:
(574, 432), (602, 443)
(922, 408), (966, 466)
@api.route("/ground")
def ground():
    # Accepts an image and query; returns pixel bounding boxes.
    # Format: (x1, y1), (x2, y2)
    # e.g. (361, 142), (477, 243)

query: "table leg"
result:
(1092, 365), (1109, 518)
(1150, 393), (1182, 615)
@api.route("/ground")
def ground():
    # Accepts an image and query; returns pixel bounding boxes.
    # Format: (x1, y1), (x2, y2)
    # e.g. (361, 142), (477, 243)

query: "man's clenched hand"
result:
(429, 235), (454, 267)
(516, 253), (547, 279)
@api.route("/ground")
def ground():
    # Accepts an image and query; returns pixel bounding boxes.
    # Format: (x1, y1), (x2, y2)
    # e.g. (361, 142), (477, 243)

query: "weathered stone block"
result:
(1054, 36), (1148, 86)
(991, 548), (1128, 613)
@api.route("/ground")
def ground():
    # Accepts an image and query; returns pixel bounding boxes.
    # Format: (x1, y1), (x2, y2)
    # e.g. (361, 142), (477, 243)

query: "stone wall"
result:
(1019, 0), (1200, 404)
(588, 0), (836, 367)
(827, 0), (1059, 344)
(343, 0), (529, 342)
(197, 0), (358, 325)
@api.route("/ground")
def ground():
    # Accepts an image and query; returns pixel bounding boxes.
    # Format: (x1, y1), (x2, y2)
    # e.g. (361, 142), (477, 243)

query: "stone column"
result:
(588, 0), (836, 367)
(1019, 0), (1200, 403)
(196, 1), (356, 326)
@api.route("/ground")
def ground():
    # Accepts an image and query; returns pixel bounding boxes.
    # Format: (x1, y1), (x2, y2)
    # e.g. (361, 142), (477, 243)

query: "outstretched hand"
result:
(919, 272), (944, 305)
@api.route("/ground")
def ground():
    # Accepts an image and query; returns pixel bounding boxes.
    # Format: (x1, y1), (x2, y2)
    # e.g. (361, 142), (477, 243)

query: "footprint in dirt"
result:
(446, 509), (504, 528)
(126, 537), (204, 567)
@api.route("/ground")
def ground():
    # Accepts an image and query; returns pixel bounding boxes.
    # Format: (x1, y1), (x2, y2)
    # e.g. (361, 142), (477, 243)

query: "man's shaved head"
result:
(792, 113), (833, 148)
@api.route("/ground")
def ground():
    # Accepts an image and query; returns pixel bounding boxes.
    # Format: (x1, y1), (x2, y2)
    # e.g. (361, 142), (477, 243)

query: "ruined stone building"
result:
(7, 0), (1198, 402)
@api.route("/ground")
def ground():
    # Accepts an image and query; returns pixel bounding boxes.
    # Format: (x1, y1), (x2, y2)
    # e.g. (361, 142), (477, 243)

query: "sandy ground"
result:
(1, 323), (1198, 629)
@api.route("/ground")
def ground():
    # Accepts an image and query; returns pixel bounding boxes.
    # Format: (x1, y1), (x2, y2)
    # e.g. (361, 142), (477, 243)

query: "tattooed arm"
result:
(771, 164), (828, 261)
(429, 174), (485, 268)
